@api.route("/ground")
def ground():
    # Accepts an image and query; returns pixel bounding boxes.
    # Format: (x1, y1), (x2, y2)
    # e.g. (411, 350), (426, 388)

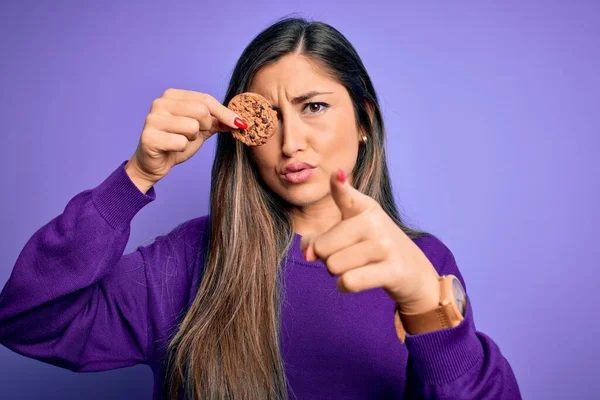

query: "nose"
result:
(280, 111), (307, 157)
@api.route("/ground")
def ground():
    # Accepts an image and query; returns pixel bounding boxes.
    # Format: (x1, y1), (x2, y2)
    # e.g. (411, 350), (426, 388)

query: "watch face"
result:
(452, 277), (467, 316)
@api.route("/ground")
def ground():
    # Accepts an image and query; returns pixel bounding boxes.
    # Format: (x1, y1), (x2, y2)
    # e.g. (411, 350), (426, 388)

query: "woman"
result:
(0, 18), (520, 399)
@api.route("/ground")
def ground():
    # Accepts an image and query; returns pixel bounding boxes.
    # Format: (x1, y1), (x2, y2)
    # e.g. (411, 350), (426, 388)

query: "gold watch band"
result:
(394, 275), (465, 343)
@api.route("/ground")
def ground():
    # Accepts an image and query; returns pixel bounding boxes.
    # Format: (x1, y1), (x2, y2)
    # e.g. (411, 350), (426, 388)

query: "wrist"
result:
(125, 160), (156, 195)
(394, 275), (467, 342)
(398, 274), (441, 315)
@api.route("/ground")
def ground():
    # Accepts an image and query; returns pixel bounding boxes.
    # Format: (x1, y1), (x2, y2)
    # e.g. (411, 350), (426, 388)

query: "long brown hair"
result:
(163, 17), (429, 399)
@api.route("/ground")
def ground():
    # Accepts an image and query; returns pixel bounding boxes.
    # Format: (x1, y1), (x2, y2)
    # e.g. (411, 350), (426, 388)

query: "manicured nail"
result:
(336, 169), (346, 184)
(234, 117), (248, 130)
(303, 247), (309, 261)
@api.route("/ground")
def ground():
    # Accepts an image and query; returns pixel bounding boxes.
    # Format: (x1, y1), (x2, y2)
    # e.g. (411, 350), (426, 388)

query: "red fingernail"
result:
(336, 169), (346, 183)
(234, 117), (248, 130)
(303, 247), (309, 261)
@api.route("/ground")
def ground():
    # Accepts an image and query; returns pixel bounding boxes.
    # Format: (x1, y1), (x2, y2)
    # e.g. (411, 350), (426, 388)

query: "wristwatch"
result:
(394, 274), (467, 343)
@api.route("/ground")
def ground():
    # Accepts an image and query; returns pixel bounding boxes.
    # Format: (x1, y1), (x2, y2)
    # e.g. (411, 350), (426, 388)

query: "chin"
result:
(279, 186), (329, 207)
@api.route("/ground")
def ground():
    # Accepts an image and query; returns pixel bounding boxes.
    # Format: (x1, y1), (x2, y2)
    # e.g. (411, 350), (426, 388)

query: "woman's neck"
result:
(291, 196), (342, 236)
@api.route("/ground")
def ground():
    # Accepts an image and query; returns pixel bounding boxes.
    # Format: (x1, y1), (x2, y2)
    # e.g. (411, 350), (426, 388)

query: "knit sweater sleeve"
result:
(404, 235), (522, 399)
(0, 161), (206, 372)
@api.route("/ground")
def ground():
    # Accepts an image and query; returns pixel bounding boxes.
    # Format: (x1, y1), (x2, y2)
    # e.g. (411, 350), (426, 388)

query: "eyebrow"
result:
(270, 91), (334, 111)
(291, 91), (333, 104)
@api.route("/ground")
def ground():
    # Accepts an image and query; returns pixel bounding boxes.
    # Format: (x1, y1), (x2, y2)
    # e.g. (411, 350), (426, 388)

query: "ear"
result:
(358, 99), (376, 141)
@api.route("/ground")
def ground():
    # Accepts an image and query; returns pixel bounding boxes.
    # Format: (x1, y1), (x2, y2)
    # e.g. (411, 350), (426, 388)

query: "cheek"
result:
(317, 119), (359, 160)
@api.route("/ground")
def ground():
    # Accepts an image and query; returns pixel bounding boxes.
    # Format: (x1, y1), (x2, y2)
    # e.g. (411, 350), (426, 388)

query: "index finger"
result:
(311, 217), (371, 262)
(162, 88), (245, 130)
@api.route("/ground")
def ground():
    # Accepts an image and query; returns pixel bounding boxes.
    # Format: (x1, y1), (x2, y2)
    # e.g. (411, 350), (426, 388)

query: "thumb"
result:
(330, 169), (374, 219)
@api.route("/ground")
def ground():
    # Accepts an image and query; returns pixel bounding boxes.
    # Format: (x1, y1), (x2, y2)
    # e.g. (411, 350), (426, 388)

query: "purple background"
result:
(1, 1), (598, 399)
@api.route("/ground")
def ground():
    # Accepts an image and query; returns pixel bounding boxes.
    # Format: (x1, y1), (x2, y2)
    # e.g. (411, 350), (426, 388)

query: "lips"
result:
(280, 162), (316, 183)
(281, 162), (315, 175)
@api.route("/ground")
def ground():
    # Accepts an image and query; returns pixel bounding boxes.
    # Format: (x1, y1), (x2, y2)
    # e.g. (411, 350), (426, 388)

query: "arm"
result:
(0, 161), (204, 372)
(404, 236), (522, 399)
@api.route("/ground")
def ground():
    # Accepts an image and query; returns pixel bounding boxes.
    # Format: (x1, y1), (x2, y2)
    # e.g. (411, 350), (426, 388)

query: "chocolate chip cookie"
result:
(227, 92), (277, 146)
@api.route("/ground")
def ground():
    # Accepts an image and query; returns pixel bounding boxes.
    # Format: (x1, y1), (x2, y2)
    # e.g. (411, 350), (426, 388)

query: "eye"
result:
(303, 102), (329, 115)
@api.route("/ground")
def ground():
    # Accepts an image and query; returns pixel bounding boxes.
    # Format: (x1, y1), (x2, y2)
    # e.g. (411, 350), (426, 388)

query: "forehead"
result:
(248, 54), (339, 97)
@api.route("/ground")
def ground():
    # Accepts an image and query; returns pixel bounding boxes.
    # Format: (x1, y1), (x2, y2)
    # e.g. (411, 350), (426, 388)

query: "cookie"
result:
(227, 92), (277, 146)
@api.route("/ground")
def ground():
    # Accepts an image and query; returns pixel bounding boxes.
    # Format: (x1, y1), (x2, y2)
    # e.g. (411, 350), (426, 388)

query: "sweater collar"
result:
(285, 233), (323, 266)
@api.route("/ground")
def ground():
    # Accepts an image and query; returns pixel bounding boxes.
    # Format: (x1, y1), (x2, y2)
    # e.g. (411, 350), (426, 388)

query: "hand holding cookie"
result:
(126, 89), (248, 192)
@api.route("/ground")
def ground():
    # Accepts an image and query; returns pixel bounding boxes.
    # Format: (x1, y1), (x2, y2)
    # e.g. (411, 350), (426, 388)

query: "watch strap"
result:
(394, 275), (464, 343)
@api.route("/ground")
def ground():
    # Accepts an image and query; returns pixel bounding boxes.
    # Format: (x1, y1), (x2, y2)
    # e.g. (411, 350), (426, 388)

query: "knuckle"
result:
(379, 237), (394, 252)
(140, 129), (155, 148)
(162, 88), (177, 98)
(144, 113), (157, 127)
(197, 104), (209, 117)
(197, 92), (211, 102)
(341, 275), (357, 293)
(188, 118), (200, 133)
(325, 255), (340, 274)
(151, 97), (167, 112)
(172, 134), (188, 151)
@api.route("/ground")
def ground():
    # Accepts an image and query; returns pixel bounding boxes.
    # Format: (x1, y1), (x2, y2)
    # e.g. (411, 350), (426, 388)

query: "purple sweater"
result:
(0, 161), (520, 399)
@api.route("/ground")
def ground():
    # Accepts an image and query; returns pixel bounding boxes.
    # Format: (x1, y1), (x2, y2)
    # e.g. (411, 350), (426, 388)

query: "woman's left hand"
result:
(300, 170), (441, 314)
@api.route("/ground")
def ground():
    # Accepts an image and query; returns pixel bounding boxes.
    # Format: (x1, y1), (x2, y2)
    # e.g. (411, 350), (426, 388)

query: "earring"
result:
(361, 134), (368, 144)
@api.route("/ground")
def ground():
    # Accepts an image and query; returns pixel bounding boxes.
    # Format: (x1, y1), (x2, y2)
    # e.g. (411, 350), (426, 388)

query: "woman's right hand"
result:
(125, 88), (246, 193)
